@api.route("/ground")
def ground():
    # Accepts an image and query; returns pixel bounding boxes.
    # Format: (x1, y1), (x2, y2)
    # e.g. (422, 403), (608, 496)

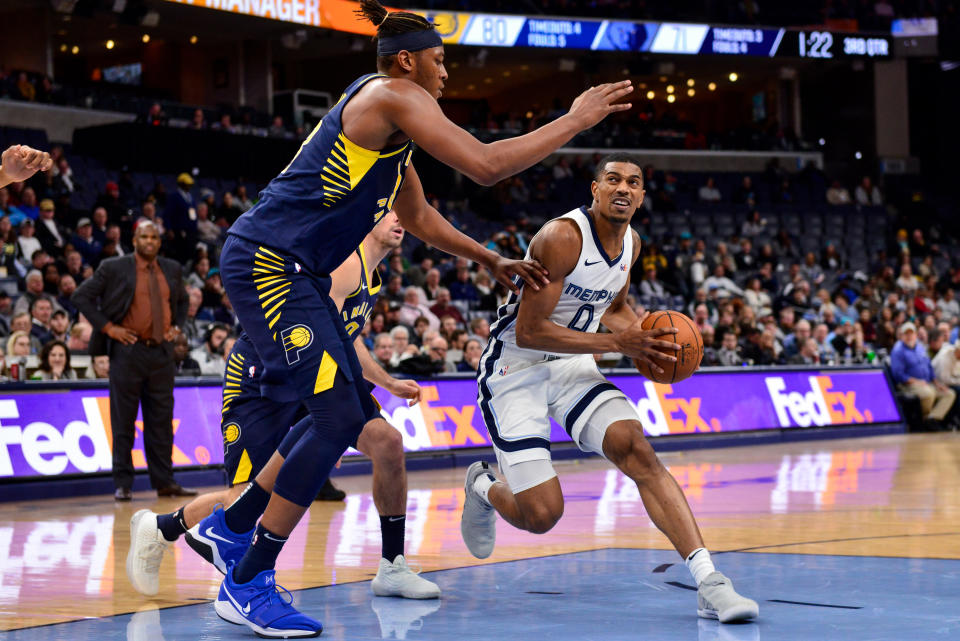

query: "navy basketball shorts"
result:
(219, 234), (377, 430)
(220, 334), (309, 486)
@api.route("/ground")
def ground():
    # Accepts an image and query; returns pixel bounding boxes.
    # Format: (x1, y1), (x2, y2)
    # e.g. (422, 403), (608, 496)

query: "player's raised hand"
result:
(614, 313), (679, 375)
(567, 81), (634, 130)
(489, 255), (550, 293)
(0, 145), (53, 187)
(389, 378), (422, 406)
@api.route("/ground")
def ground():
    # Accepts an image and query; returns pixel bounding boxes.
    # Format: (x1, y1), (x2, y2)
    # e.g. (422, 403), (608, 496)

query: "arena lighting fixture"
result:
(666, 85), (674, 93)
(502, 70), (511, 77)
(106, 40), (115, 49)
(646, 90), (655, 99)
(142, 34), (150, 43)
(71, 45), (79, 54)
(59, 44), (67, 52)
(855, 151), (863, 159)
(667, 94), (676, 103)
(819, 138), (826, 146)
(687, 78), (695, 87)
(708, 82), (717, 91)
(687, 88), (695, 97)
(658, 75), (667, 82)
(728, 72), (739, 82)
(189, 35), (198, 44)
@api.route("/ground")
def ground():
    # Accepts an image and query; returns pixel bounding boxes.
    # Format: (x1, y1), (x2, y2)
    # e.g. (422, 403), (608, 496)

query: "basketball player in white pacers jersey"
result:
(461, 153), (758, 623)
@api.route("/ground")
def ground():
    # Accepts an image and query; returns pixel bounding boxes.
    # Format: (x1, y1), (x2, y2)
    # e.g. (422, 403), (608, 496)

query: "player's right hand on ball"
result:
(567, 80), (634, 130)
(614, 315), (679, 376)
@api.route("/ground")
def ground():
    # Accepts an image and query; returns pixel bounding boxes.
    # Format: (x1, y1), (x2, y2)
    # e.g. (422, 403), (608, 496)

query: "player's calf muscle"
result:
(603, 423), (660, 476)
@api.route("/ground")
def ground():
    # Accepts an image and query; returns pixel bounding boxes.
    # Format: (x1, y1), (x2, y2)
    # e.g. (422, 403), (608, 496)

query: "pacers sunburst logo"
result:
(223, 422), (241, 448)
(280, 324), (314, 365)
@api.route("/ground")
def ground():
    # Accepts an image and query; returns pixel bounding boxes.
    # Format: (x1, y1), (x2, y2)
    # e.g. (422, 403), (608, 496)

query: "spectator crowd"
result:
(0, 144), (955, 431)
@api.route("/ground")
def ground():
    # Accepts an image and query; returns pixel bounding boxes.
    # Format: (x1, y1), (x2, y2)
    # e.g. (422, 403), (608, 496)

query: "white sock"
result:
(472, 473), (495, 505)
(685, 548), (716, 586)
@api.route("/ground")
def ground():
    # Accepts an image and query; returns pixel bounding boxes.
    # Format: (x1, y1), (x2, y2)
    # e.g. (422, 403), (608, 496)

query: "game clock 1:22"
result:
(779, 30), (892, 59)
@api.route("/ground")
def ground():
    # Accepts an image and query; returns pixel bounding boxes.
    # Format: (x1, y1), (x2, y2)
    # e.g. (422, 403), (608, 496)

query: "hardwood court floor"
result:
(1, 433), (958, 634)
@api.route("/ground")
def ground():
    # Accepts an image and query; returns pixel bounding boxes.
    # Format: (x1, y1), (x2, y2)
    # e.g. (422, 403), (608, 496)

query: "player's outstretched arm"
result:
(385, 80), (632, 186)
(0, 144), (53, 188)
(394, 164), (549, 294)
(353, 335), (421, 405)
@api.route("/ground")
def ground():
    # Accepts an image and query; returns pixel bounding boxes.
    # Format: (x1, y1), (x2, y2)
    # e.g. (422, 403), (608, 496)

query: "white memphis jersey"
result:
(492, 206), (633, 357)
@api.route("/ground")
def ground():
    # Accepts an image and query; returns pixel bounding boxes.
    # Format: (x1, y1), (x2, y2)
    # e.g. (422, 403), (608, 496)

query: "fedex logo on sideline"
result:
(0, 398), (112, 477)
(631, 381), (722, 437)
(765, 375), (874, 428)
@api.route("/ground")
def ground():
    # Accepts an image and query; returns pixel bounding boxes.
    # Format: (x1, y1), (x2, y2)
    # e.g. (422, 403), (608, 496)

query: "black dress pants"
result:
(109, 342), (176, 490)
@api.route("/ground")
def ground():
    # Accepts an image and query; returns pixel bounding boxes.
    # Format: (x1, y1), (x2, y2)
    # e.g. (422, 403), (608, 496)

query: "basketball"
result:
(633, 311), (704, 385)
(287, 326), (311, 348)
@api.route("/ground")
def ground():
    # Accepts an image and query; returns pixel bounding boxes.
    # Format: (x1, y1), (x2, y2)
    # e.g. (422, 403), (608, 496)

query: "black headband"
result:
(377, 29), (442, 56)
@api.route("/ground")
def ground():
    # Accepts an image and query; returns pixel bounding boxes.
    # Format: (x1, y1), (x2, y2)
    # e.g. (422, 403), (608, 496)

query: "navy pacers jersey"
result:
(341, 243), (382, 339)
(229, 73), (414, 276)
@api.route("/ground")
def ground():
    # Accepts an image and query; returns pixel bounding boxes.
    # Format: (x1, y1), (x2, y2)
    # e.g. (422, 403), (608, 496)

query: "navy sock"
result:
(233, 523), (288, 584)
(156, 507), (188, 542)
(379, 515), (406, 562)
(224, 481), (270, 534)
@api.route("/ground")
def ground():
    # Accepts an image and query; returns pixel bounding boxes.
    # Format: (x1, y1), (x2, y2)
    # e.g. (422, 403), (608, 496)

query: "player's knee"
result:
(367, 421), (405, 469)
(524, 503), (562, 534)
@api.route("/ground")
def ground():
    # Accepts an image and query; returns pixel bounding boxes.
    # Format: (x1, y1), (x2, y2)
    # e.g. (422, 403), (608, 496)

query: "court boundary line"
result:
(5, 535), (960, 633)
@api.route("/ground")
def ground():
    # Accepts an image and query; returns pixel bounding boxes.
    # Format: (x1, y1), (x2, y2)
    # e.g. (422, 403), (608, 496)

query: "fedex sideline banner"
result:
(370, 367), (901, 454)
(0, 387), (224, 481)
(0, 368), (900, 480)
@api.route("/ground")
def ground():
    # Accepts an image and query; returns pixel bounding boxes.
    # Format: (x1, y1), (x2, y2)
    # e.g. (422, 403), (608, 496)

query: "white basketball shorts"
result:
(477, 340), (640, 492)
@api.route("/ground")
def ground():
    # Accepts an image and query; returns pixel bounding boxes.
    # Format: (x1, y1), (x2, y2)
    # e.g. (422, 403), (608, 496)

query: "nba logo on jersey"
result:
(620, 263), (627, 271)
(294, 262), (302, 273)
(248, 365), (256, 377)
(499, 365), (510, 376)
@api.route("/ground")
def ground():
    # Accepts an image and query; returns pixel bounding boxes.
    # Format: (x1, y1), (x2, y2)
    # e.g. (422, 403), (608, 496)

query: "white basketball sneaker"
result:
(126, 510), (170, 596)
(460, 461), (497, 559)
(697, 571), (759, 623)
(371, 555), (441, 599)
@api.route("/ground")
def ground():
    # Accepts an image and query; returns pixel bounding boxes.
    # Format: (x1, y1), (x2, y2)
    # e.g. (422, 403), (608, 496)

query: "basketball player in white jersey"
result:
(461, 153), (758, 623)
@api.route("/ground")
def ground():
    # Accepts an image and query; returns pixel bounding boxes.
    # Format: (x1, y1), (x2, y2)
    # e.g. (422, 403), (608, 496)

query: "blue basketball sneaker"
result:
(215, 567), (323, 638)
(184, 506), (253, 574)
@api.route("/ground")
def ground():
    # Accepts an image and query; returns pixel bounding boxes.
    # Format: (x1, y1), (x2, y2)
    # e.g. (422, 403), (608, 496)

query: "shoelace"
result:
(140, 541), (168, 573)
(248, 582), (295, 612)
(398, 559), (423, 575)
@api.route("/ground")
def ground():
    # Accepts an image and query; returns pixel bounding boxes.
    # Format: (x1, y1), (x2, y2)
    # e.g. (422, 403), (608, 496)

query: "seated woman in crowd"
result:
(6, 331), (32, 358)
(31, 339), (76, 380)
(458, 339), (484, 373)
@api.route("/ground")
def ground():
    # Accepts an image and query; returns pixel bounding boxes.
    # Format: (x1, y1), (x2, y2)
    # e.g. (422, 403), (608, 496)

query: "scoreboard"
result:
(426, 12), (893, 60)
(161, 0), (894, 60)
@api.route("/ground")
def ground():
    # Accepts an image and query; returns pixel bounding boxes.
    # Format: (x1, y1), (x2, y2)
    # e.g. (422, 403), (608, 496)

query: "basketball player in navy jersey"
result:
(461, 154), (759, 623)
(127, 212), (438, 601)
(205, 0), (634, 634)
